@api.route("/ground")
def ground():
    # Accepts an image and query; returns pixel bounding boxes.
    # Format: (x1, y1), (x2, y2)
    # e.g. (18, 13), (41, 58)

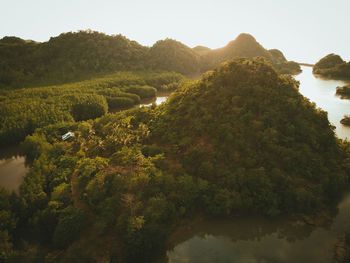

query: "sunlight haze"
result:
(1, 0), (349, 64)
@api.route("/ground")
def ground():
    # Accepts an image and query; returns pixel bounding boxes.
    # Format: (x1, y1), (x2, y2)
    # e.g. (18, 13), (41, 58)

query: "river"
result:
(165, 66), (350, 263)
(296, 66), (350, 140)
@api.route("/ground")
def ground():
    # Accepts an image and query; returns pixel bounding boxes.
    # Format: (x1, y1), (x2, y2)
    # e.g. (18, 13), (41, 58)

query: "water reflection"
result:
(109, 91), (171, 113)
(167, 194), (350, 263)
(140, 91), (171, 107)
(0, 146), (29, 193)
(296, 66), (350, 140)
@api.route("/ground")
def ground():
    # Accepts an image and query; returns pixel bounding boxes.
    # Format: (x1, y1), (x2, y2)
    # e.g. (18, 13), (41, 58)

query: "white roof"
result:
(62, 132), (74, 140)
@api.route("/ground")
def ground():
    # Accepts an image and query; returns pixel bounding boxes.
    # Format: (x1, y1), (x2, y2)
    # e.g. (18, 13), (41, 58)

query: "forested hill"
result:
(4, 58), (348, 262)
(0, 31), (300, 89)
(197, 33), (301, 74)
(313, 53), (350, 79)
(0, 31), (149, 89)
(153, 57), (348, 217)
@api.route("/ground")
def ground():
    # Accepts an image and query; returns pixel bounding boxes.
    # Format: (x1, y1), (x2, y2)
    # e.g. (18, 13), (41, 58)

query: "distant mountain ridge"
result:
(196, 33), (301, 74)
(0, 30), (301, 89)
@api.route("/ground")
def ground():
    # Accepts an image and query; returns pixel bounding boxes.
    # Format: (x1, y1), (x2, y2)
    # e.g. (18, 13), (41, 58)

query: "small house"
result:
(62, 131), (75, 141)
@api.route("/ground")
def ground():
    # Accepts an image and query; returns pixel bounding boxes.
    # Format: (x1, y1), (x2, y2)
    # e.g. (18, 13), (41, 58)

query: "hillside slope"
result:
(0, 31), (300, 89)
(153, 57), (347, 215)
(6, 58), (349, 262)
(0, 31), (149, 88)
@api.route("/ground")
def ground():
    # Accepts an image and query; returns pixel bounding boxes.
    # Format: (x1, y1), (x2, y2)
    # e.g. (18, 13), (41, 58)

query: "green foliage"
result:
(341, 115), (350, 126)
(336, 84), (350, 96)
(0, 187), (19, 261)
(0, 30), (296, 93)
(3, 57), (350, 262)
(313, 54), (350, 79)
(30, 201), (60, 244)
(148, 39), (200, 75)
(0, 30), (148, 89)
(52, 206), (87, 249)
(106, 96), (135, 109)
(22, 133), (52, 160)
(71, 94), (108, 121)
(0, 71), (183, 146)
(314, 53), (344, 69)
(51, 183), (72, 206)
(154, 57), (349, 215)
(122, 85), (157, 99)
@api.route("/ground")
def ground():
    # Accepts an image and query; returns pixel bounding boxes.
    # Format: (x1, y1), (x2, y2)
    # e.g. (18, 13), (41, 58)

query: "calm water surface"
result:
(167, 67), (350, 263)
(296, 66), (350, 139)
(167, 192), (350, 263)
(139, 91), (171, 107)
(0, 146), (28, 193)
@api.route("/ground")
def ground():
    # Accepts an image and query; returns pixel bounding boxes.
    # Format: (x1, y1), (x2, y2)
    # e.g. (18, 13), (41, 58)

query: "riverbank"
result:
(296, 66), (350, 139)
(164, 194), (350, 263)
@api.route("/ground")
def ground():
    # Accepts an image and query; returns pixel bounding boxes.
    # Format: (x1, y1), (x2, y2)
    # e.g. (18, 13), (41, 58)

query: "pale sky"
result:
(1, 0), (349, 64)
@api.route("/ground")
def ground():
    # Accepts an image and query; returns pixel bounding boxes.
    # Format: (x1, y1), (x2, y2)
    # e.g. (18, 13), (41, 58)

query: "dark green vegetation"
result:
(0, 71), (184, 146)
(337, 85), (350, 126)
(313, 54), (350, 79)
(2, 58), (349, 262)
(0, 32), (148, 89)
(336, 84), (350, 96)
(148, 39), (200, 75)
(340, 115), (350, 126)
(0, 30), (299, 147)
(0, 31), (300, 90)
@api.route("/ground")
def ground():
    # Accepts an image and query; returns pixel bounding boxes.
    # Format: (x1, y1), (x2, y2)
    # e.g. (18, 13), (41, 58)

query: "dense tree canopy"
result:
(153, 57), (348, 215)
(0, 31), (300, 90)
(148, 39), (200, 75)
(0, 30), (148, 89)
(313, 54), (350, 79)
(0, 71), (184, 146)
(4, 58), (349, 262)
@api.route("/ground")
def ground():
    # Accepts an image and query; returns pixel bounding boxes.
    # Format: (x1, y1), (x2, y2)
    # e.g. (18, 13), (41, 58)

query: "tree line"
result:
(0, 71), (184, 146)
(0, 31), (300, 90)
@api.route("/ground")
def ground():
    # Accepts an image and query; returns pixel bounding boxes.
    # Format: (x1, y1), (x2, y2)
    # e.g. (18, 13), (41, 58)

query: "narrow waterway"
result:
(296, 66), (350, 139)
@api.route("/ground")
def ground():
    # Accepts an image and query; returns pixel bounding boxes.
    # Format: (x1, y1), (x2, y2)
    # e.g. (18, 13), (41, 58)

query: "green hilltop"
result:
(313, 53), (350, 79)
(196, 33), (301, 74)
(0, 30), (300, 89)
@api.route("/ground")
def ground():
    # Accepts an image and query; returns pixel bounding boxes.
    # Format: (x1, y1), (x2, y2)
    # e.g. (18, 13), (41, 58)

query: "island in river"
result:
(336, 84), (350, 97)
(313, 54), (350, 80)
(340, 116), (350, 126)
